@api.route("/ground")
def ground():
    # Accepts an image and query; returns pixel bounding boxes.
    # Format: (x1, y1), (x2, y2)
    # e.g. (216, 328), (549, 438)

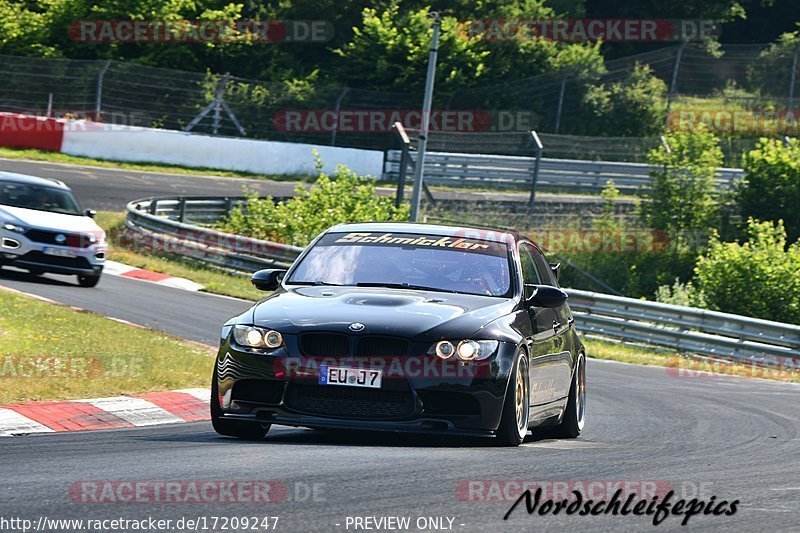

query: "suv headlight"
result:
(232, 325), (283, 349)
(428, 339), (499, 361)
(2, 223), (25, 233)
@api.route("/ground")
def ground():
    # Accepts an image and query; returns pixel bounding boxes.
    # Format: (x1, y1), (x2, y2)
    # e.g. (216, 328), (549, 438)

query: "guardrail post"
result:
(224, 197), (234, 216)
(392, 122), (411, 208)
(148, 198), (158, 215)
(178, 198), (187, 223)
(528, 131), (544, 215)
(94, 60), (111, 121)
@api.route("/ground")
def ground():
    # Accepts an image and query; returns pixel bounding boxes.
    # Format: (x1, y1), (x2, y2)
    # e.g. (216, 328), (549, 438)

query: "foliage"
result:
(746, 30), (800, 98)
(693, 219), (800, 324)
(219, 156), (409, 247)
(578, 64), (668, 137)
(654, 279), (705, 307)
(738, 137), (800, 243)
(641, 130), (723, 242)
(556, 179), (699, 298)
(333, 2), (605, 93)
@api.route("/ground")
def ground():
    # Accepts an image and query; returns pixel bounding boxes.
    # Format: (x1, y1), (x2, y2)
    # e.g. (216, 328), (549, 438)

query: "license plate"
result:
(319, 365), (382, 389)
(43, 247), (76, 258)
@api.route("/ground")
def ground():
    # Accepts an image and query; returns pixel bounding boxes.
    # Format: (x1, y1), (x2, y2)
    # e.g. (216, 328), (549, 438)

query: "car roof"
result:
(327, 222), (518, 244)
(0, 171), (69, 190)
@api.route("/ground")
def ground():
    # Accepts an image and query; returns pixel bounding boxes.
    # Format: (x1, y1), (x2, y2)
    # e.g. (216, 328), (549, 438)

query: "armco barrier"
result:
(127, 196), (799, 361)
(0, 112), (65, 151)
(383, 150), (744, 194)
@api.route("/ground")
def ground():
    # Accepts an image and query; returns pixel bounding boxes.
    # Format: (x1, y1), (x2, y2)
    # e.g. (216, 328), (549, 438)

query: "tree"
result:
(694, 219), (800, 324)
(578, 64), (667, 136)
(738, 138), (800, 243)
(642, 130), (723, 242)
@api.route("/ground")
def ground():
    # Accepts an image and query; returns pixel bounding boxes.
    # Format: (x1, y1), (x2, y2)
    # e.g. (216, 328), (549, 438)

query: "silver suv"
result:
(0, 172), (106, 287)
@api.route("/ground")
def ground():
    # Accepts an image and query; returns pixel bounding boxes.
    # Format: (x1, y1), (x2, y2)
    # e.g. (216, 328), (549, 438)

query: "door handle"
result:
(553, 320), (562, 331)
(567, 316), (574, 327)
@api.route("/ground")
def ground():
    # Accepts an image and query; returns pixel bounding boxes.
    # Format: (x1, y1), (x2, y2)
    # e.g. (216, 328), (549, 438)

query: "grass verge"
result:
(96, 211), (263, 301)
(583, 336), (799, 383)
(0, 288), (214, 404)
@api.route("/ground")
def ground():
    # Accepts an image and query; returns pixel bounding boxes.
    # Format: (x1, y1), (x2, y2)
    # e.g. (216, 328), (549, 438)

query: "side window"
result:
(519, 243), (540, 285)
(530, 246), (558, 287)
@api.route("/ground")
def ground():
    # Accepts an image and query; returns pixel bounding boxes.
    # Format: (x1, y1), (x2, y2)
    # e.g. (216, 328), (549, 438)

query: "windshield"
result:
(0, 180), (82, 215)
(287, 231), (513, 297)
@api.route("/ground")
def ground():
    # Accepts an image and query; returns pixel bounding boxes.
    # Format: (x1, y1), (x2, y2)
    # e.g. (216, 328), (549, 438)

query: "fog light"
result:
(1, 238), (20, 249)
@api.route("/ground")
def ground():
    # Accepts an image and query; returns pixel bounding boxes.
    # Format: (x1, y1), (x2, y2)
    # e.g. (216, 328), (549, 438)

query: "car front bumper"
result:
(214, 338), (518, 435)
(0, 229), (105, 276)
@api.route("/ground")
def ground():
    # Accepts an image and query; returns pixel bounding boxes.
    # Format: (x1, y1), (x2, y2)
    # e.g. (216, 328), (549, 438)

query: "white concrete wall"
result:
(60, 121), (384, 177)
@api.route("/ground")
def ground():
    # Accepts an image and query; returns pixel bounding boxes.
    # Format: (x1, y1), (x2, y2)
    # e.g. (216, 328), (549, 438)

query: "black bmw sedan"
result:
(211, 222), (586, 446)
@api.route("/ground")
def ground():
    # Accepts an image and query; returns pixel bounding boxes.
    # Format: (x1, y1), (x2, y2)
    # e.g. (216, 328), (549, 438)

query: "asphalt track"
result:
(0, 160), (798, 532)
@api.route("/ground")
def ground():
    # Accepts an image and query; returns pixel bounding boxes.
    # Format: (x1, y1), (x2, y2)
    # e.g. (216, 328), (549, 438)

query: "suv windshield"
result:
(287, 231), (513, 297)
(0, 180), (82, 215)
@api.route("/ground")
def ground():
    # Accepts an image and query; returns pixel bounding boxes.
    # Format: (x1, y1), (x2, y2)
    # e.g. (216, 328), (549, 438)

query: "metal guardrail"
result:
(126, 195), (798, 362)
(568, 290), (799, 362)
(125, 196), (302, 271)
(383, 150), (744, 194)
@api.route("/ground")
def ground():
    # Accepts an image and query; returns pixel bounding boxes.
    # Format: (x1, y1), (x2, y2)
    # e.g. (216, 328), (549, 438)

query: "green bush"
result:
(219, 157), (409, 247)
(738, 137), (800, 243)
(693, 219), (800, 324)
(642, 130), (723, 243)
(578, 64), (667, 137)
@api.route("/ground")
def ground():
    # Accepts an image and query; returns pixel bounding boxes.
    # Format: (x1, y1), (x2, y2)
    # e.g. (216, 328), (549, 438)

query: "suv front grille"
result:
(25, 229), (91, 248)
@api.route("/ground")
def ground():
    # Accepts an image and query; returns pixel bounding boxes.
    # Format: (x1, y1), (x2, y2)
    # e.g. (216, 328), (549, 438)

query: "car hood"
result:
(250, 286), (516, 339)
(0, 205), (102, 233)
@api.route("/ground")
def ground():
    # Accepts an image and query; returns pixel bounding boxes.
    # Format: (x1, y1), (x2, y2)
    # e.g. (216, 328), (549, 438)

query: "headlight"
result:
(2, 223), (25, 233)
(428, 339), (499, 361)
(434, 340), (455, 359)
(232, 325), (283, 349)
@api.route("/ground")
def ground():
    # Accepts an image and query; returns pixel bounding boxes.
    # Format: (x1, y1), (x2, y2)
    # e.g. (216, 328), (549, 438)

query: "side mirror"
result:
(550, 262), (561, 281)
(525, 284), (568, 308)
(85, 209), (96, 218)
(251, 269), (286, 291)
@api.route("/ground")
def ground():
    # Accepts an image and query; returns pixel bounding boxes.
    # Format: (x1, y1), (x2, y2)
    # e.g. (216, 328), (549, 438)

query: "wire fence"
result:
(0, 41), (797, 164)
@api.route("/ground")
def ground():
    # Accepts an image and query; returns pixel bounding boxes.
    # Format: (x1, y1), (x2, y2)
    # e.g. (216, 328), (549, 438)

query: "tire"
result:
(210, 365), (270, 440)
(551, 352), (586, 439)
(77, 274), (101, 287)
(495, 349), (530, 447)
